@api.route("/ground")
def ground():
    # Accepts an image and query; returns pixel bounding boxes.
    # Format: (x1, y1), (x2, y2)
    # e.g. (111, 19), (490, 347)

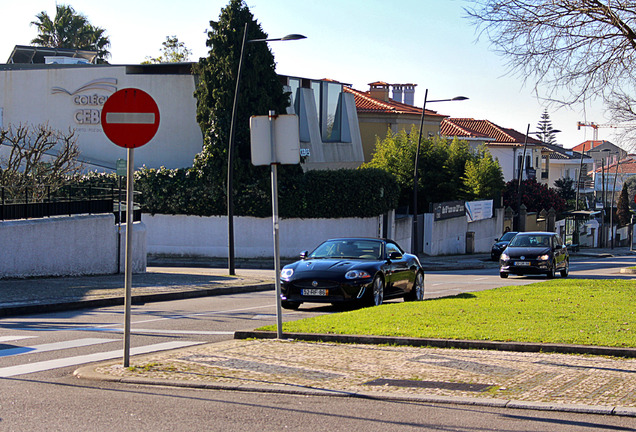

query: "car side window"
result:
(554, 235), (563, 248)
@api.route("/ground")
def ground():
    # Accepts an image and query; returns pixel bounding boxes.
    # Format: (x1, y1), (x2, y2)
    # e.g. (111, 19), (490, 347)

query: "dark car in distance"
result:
(499, 231), (569, 279)
(280, 238), (424, 309)
(491, 231), (518, 260)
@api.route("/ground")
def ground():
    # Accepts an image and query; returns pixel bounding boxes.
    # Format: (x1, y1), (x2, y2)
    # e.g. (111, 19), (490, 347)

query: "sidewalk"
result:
(3, 247), (636, 417)
(0, 267), (275, 317)
(75, 336), (636, 417)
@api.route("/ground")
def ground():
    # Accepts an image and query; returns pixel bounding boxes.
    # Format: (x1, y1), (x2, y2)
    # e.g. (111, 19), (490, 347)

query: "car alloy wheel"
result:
(547, 264), (556, 279)
(372, 275), (384, 306)
(560, 260), (569, 278)
(405, 272), (424, 301)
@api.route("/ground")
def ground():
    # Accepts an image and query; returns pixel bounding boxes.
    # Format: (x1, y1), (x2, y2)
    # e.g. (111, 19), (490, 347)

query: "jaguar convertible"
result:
(279, 238), (424, 309)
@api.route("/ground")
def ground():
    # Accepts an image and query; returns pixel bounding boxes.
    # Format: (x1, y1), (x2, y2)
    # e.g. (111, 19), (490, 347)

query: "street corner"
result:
(71, 338), (636, 417)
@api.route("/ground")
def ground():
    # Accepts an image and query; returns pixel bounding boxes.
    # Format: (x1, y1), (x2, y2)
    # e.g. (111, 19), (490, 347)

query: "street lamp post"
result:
(412, 90), (467, 254)
(610, 156), (621, 249)
(575, 141), (588, 212)
(600, 149), (611, 248)
(226, 24), (305, 275)
(515, 127), (560, 231)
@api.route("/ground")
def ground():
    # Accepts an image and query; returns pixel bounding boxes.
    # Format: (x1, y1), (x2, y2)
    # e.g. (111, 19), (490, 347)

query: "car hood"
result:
(292, 258), (373, 274)
(505, 246), (550, 258)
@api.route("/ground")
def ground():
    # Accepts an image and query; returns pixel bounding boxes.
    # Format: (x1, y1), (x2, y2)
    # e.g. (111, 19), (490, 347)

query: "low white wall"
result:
(422, 208), (504, 256)
(144, 214), (382, 259)
(0, 214), (146, 278)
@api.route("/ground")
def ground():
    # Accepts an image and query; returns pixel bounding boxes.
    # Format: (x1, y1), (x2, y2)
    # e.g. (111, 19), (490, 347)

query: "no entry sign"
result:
(101, 88), (160, 148)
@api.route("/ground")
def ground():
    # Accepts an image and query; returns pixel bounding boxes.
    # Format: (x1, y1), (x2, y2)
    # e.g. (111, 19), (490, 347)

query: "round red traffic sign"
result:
(101, 88), (160, 148)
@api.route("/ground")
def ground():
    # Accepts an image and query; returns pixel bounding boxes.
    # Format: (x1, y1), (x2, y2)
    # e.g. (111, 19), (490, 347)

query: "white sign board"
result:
(250, 114), (300, 166)
(465, 199), (493, 223)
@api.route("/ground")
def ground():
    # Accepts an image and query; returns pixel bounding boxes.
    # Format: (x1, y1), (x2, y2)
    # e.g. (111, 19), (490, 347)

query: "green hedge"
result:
(72, 167), (399, 219)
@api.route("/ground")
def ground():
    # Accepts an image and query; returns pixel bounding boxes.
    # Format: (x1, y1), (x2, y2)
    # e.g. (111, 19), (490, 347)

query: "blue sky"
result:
(0, 0), (619, 149)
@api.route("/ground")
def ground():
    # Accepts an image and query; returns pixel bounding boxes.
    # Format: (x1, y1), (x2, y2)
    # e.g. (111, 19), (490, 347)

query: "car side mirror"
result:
(300, 250), (309, 259)
(388, 251), (402, 261)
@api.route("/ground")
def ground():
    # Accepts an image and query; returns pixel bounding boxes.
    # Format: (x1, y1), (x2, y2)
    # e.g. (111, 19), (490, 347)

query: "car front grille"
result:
(292, 280), (339, 290)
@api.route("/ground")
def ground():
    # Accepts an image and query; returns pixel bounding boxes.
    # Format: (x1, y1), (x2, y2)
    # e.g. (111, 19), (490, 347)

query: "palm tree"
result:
(30, 4), (111, 61)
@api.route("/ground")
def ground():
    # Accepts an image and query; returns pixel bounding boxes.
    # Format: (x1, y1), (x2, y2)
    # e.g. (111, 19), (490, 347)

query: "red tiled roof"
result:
(440, 118), (543, 146)
(572, 140), (609, 152)
(344, 86), (445, 117)
(592, 155), (636, 174)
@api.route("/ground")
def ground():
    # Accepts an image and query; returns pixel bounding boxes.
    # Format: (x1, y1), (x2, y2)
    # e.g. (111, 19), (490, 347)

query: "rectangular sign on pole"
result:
(250, 114), (300, 166)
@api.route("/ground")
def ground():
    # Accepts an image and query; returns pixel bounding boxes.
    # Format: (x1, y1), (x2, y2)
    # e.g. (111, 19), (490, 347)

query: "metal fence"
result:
(0, 184), (141, 223)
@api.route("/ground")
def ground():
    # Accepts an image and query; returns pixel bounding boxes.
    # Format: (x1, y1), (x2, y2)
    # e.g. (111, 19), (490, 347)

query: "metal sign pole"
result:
(123, 148), (134, 367)
(269, 111), (283, 339)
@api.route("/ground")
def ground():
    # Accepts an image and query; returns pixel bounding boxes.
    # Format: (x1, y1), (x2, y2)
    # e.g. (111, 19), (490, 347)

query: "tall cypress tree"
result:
(617, 185), (632, 226)
(193, 0), (294, 213)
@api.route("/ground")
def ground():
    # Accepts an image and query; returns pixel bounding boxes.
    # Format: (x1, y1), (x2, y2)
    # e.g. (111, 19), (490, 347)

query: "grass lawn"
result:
(261, 279), (636, 347)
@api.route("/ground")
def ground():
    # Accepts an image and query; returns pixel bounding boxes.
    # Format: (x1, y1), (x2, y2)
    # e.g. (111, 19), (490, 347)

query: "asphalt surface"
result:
(2, 247), (636, 418)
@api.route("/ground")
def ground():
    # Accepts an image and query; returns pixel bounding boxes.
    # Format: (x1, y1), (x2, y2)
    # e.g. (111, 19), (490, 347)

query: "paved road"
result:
(1, 253), (635, 430)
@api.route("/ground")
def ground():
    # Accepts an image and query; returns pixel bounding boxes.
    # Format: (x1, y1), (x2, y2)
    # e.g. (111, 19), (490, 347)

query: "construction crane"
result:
(577, 121), (636, 141)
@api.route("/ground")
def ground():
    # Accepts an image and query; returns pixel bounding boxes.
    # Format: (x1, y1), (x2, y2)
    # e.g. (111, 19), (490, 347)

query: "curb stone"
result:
(72, 361), (636, 418)
(234, 331), (636, 358)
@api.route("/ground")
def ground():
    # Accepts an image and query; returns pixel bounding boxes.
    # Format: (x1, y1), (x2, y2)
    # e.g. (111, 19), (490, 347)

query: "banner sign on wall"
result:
(433, 201), (465, 221)
(465, 200), (493, 223)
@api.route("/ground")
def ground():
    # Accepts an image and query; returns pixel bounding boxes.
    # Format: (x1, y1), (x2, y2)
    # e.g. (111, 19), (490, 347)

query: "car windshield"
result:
(500, 232), (517, 242)
(309, 240), (382, 260)
(508, 234), (551, 248)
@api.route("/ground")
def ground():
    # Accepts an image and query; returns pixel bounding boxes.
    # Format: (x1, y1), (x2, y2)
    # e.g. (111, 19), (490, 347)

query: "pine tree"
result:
(536, 109), (558, 145)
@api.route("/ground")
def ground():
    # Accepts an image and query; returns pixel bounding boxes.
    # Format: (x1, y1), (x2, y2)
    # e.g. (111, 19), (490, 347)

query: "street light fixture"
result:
(412, 90), (468, 254)
(227, 24), (306, 275)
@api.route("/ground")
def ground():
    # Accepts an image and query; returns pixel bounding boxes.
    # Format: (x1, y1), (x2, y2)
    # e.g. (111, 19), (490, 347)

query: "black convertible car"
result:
(279, 238), (424, 309)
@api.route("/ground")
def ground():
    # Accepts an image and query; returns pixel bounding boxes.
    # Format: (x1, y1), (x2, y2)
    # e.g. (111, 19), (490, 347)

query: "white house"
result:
(440, 118), (544, 183)
(0, 46), (365, 172)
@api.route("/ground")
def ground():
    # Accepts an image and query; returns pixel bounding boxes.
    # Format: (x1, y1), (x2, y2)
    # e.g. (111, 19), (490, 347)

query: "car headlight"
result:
(280, 268), (294, 280)
(500, 253), (509, 261)
(345, 270), (371, 280)
(538, 254), (550, 261)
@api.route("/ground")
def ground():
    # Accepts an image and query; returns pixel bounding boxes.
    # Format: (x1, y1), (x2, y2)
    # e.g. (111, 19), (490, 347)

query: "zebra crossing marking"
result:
(0, 338), (119, 358)
(0, 336), (37, 343)
(0, 340), (203, 378)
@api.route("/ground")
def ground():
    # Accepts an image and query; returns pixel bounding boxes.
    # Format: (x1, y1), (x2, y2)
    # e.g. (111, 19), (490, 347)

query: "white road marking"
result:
(5, 304), (274, 333)
(78, 328), (233, 336)
(0, 341), (202, 378)
(0, 338), (119, 358)
(0, 336), (37, 343)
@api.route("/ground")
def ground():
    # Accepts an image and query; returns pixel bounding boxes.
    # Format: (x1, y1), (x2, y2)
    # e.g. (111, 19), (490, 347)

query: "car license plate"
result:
(515, 261), (530, 266)
(302, 289), (327, 296)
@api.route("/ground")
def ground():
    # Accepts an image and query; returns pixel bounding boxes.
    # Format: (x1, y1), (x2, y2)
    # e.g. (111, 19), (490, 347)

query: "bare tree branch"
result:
(0, 123), (83, 200)
(466, 0), (636, 132)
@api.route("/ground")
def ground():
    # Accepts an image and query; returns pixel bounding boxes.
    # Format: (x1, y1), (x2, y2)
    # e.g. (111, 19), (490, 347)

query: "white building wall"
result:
(488, 147), (515, 182)
(0, 65), (203, 170)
